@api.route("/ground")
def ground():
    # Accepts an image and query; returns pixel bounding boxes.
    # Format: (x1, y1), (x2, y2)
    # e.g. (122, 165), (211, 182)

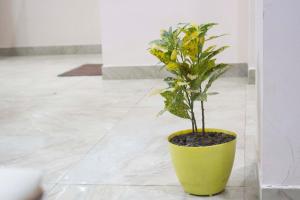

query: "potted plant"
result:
(149, 23), (236, 196)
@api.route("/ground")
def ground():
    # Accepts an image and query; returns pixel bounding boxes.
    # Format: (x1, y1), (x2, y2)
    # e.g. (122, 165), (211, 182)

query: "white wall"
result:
(248, 0), (257, 69)
(100, 0), (249, 67)
(259, 0), (300, 187)
(0, 0), (101, 48)
(256, 0), (263, 169)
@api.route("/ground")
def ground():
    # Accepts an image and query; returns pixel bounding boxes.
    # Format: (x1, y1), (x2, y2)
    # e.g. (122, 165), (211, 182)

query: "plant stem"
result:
(184, 88), (197, 133)
(200, 86), (205, 134)
(190, 108), (195, 133)
(191, 101), (198, 133)
(201, 100), (205, 134)
(192, 118), (195, 133)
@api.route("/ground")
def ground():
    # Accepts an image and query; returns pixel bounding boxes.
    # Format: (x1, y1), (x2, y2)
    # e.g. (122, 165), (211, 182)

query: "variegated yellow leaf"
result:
(177, 81), (189, 86)
(166, 62), (179, 71)
(187, 74), (198, 80)
(171, 49), (177, 61)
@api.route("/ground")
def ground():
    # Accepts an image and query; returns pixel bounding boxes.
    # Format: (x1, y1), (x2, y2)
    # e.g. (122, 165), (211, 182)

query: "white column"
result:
(259, 0), (300, 198)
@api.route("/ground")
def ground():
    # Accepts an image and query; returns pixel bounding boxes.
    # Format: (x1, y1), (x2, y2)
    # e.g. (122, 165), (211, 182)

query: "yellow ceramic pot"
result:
(168, 128), (236, 196)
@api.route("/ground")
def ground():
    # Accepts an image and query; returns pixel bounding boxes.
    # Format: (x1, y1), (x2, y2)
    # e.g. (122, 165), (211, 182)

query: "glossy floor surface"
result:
(0, 55), (258, 199)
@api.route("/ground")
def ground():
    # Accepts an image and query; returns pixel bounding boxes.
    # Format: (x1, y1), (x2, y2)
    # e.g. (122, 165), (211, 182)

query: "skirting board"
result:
(261, 186), (300, 200)
(248, 68), (256, 85)
(0, 44), (101, 56)
(257, 164), (300, 199)
(103, 63), (256, 84)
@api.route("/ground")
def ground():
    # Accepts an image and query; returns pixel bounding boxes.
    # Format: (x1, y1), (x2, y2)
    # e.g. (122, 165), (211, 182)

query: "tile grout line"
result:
(132, 80), (161, 107)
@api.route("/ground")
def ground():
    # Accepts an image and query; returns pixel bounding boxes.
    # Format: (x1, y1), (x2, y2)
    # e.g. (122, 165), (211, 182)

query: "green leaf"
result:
(161, 90), (190, 119)
(204, 66), (229, 93)
(187, 74), (198, 80)
(149, 39), (167, 47)
(149, 48), (170, 64)
(177, 81), (189, 86)
(195, 93), (207, 101)
(201, 63), (228, 82)
(203, 45), (217, 53)
(206, 46), (229, 60)
(164, 77), (176, 87)
(205, 34), (227, 41)
(199, 23), (218, 31)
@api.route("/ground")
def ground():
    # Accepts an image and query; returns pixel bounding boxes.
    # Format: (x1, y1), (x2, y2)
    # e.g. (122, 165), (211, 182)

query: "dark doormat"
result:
(58, 64), (102, 77)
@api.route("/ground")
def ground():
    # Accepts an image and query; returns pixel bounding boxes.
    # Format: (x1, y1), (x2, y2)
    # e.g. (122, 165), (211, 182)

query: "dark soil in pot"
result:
(170, 132), (236, 147)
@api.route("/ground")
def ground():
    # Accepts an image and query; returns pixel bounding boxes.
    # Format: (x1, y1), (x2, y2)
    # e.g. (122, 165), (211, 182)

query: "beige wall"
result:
(0, 0), (101, 48)
(0, 0), (250, 65)
(100, 0), (249, 67)
(248, 0), (257, 69)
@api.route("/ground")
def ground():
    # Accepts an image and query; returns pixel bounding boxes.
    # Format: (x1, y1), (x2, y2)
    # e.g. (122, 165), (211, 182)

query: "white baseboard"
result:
(0, 44), (101, 56)
(261, 185), (300, 200)
(103, 63), (251, 81)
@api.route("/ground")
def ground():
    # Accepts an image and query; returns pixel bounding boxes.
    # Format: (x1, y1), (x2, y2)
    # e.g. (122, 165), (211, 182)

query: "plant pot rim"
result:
(167, 128), (237, 149)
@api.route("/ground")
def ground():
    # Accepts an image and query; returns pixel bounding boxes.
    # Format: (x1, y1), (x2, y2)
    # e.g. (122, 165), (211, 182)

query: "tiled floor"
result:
(0, 55), (258, 200)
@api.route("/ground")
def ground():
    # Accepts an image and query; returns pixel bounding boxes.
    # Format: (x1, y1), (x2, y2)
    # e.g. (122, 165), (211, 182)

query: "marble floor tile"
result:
(0, 55), (258, 199)
(244, 85), (258, 189)
(245, 187), (259, 200)
(0, 132), (99, 183)
(59, 107), (184, 185)
(0, 107), (132, 184)
(59, 107), (245, 187)
(5, 152), (84, 184)
(72, 78), (160, 93)
(244, 135), (259, 199)
(0, 106), (131, 137)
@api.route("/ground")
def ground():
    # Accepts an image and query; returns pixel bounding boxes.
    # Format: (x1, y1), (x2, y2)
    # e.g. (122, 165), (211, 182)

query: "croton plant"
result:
(149, 23), (229, 134)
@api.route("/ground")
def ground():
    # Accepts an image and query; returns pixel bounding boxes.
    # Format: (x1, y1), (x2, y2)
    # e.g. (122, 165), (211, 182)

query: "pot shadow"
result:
(187, 189), (225, 197)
